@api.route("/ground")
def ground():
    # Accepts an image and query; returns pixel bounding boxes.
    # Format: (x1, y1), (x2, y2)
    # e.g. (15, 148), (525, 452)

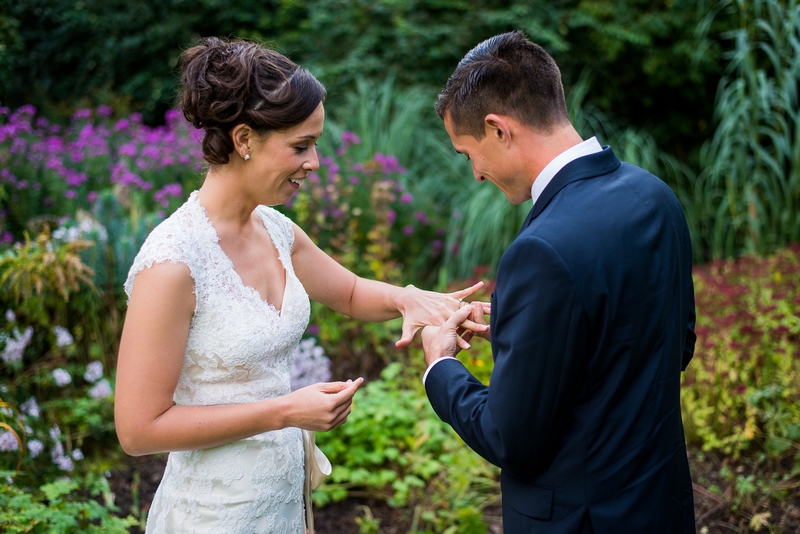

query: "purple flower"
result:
(87, 191), (98, 202)
(27, 439), (44, 458)
(432, 239), (443, 251)
(349, 176), (360, 185)
(291, 338), (331, 391)
(114, 119), (130, 132)
(307, 324), (320, 335)
(401, 193), (413, 204)
(374, 153), (406, 175)
(387, 210), (396, 225)
(0, 432), (19, 452)
(154, 183), (183, 206)
(338, 131), (361, 155)
(52, 368), (72, 387)
(89, 379), (113, 399)
(341, 131), (361, 145)
(84, 361), (103, 383)
(165, 109), (183, 125)
(415, 211), (429, 225)
(1, 232), (13, 245)
(403, 225), (414, 235)
(73, 108), (92, 120)
(96, 105), (112, 117)
(64, 190), (77, 199)
(118, 141), (137, 157)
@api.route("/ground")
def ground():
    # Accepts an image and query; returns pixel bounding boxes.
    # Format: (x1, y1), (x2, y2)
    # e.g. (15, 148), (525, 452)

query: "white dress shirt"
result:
(422, 137), (603, 385)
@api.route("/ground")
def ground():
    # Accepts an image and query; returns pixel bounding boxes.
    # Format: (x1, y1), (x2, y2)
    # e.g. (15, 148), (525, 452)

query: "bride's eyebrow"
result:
(295, 133), (322, 141)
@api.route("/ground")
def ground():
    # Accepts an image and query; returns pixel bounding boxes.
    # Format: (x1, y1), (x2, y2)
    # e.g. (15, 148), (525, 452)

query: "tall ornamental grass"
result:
(693, 0), (800, 261)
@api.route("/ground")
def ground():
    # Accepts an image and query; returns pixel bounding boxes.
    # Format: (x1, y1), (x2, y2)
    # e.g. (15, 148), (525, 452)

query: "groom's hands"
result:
(421, 302), (486, 366)
(395, 281), (490, 348)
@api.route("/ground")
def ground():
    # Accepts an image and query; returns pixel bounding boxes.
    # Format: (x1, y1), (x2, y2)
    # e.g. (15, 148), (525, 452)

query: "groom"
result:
(421, 31), (697, 533)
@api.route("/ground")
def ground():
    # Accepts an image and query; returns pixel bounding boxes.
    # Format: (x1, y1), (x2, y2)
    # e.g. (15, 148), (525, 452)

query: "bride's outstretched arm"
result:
(114, 262), (363, 457)
(291, 224), (489, 347)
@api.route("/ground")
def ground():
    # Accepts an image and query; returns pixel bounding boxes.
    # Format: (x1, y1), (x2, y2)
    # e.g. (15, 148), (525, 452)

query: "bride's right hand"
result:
(284, 378), (364, 431)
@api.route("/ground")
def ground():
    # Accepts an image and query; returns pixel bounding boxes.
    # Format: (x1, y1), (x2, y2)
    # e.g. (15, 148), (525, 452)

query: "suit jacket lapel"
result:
(519, 146), (621, 233)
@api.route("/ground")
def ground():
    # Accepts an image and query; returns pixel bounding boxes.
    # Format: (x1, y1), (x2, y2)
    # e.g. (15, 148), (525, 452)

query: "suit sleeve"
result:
(425, 236), (591, 479)
(681, 235), (696, 371)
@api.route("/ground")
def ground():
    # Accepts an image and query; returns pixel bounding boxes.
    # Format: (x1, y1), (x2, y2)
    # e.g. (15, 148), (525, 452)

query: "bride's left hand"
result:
(395, 281), (490, 347)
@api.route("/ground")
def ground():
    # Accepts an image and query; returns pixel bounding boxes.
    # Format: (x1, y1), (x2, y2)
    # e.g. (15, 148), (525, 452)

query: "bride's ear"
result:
(231, 124), (253, 160)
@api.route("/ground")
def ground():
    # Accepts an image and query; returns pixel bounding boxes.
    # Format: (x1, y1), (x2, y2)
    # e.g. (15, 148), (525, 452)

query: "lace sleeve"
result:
(123, 220), (202, 312)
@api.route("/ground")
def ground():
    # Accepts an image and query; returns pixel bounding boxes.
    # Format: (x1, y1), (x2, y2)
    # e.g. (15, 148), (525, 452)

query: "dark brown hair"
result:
(179, 37), (326, 165)
(435, 31), (569, 139)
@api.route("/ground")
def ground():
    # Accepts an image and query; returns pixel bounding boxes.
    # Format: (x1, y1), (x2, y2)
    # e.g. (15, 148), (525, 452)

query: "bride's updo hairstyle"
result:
(180, 37), (326, 165)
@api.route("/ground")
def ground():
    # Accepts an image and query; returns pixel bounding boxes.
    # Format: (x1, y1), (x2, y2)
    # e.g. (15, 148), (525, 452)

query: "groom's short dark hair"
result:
(435, 31), (570, 139)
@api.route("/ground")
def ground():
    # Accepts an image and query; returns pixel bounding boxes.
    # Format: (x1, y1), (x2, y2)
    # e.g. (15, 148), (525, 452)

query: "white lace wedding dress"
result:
(124, 191), (311, 533)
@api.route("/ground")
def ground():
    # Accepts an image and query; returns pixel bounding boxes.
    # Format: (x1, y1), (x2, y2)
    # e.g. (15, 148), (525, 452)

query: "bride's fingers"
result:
(455, 332), (472, 351)
(395, 323), (421, 348)
(449, 281), (484, 301)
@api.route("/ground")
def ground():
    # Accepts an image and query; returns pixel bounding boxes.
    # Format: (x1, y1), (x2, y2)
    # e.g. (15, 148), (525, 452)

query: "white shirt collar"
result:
(530, 137), (602, 206)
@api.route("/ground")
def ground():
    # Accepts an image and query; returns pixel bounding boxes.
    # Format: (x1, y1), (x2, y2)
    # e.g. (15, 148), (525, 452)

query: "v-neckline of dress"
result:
(191, 192), (289, 316)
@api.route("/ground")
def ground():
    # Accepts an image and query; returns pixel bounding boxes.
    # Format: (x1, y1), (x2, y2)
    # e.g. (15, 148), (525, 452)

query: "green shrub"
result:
(0, 232), (118, 486)
(316, 363), (499, 533)
(0, 473), (136, 533)
(682, 244), (800, 466)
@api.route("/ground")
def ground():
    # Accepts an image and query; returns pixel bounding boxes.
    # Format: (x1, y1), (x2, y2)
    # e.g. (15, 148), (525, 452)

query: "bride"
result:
(113, 37), (485, 533)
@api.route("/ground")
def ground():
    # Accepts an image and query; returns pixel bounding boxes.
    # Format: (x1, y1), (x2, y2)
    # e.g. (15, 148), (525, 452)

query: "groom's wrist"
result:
(422, 356), (457, 386)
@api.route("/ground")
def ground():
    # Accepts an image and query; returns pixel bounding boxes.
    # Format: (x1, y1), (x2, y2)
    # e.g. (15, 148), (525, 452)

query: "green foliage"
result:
(315, 363), (499, 533)
(0, 233), (118, 486)
(681, 245), (800, 466)
(0, 473), (136, 533)
(3, 0), (728, 156)
(691, 0), (800, 261)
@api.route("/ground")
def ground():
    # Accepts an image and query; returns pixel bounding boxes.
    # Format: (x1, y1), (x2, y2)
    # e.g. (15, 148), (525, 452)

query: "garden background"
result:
(1, 0), (799, 532)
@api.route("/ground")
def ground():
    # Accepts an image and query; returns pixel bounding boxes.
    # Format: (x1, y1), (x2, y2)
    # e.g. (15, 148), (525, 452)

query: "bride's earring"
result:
(244, 153), (251, 161)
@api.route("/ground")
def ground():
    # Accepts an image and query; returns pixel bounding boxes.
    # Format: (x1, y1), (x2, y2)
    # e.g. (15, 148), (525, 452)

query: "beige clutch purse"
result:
(302, 429), (332, 534)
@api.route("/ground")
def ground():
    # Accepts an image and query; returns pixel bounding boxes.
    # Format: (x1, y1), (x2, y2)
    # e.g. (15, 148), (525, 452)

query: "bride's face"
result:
(245, 103), (325, 206)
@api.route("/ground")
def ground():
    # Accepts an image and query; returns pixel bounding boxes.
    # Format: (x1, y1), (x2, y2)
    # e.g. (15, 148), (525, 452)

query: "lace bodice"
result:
(125, 192), (311, 533)
(125, 191), (311, 410)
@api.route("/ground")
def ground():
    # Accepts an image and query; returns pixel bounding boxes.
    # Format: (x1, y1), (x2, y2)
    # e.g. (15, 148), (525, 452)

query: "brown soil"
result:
(109, 448), (800, 533)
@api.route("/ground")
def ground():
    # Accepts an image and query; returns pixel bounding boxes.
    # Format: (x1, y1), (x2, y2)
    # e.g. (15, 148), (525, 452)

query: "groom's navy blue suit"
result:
(425, 147), (696, 533)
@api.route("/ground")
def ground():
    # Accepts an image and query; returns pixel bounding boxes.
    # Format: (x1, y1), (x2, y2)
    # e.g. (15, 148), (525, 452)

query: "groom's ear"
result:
(484, 114), (513, 147)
